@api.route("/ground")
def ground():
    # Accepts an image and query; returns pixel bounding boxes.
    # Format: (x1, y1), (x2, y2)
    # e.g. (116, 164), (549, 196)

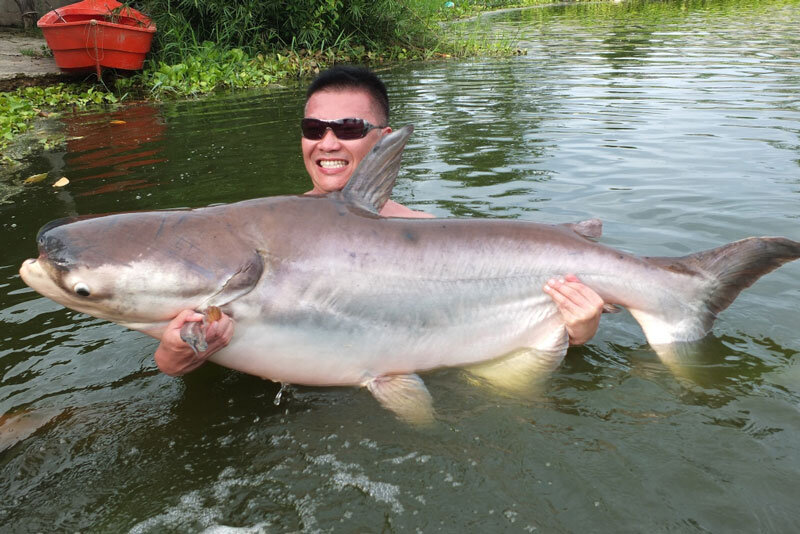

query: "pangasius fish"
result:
(19, 126), (800, 422)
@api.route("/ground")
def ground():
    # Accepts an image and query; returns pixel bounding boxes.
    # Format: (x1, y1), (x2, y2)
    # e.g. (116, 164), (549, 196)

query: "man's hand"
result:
(154, 309), (234, 376)
(543, 274), (603, 346)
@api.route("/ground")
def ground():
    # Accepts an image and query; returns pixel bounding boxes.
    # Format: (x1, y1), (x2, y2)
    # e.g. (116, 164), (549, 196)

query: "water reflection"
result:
(64, 103), (167, 196)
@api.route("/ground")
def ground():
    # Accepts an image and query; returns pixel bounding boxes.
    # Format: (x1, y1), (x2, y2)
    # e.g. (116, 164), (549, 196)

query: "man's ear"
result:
(381, 126), (393, 136)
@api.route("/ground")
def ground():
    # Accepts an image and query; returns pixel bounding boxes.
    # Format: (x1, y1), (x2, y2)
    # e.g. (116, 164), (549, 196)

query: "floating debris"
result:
(52, 177), (70, 188)
(24, 172), (48, 184)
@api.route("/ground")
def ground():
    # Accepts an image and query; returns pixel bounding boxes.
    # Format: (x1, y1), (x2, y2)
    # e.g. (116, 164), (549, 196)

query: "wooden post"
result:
(13, 0), (38, 30)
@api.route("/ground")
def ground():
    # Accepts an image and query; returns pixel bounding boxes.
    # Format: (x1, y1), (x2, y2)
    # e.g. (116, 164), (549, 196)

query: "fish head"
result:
(19, 211), (264, 335)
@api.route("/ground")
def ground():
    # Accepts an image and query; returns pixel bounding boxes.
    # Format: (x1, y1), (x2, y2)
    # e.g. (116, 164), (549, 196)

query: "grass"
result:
(18, 46), (52, 59)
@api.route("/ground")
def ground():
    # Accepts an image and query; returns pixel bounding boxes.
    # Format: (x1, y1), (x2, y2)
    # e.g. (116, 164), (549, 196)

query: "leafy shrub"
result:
(136, 0), (441, 63)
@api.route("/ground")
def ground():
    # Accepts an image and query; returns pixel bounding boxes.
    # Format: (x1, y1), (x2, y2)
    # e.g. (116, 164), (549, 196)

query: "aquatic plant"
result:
(0, 84), (120, 163)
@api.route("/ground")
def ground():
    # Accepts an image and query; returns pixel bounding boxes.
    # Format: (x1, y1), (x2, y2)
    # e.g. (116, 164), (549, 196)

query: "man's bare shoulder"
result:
(380, 200), (435, 219)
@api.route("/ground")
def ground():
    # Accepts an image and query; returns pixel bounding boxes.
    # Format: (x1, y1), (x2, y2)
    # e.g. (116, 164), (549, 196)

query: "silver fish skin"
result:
(19, 126), (800, 422)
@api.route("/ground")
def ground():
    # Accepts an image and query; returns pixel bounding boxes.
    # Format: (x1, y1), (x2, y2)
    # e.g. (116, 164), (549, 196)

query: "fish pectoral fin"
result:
(466, 346), (567, 394)
(365, 373), (435, 425)
(205, 249), (265, 308)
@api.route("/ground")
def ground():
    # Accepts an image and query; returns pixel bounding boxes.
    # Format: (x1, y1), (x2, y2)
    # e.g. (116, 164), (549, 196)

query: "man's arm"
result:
(379, 199), (435, 218)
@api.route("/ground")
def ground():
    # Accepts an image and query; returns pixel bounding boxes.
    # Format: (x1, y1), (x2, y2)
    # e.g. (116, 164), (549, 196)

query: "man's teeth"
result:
(319, 160), (347, 169)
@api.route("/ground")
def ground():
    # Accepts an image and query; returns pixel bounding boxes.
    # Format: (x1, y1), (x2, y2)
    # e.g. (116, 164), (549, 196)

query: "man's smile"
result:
(318, 159), (348, 169)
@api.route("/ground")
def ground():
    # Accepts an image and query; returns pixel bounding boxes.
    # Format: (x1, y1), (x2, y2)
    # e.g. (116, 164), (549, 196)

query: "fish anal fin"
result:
(467, 346), (567, 393)
(365, 373), (435, 425)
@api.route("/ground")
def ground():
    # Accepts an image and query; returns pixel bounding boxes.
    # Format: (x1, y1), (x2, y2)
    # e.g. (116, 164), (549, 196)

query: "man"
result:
(155, 66), (604, 376)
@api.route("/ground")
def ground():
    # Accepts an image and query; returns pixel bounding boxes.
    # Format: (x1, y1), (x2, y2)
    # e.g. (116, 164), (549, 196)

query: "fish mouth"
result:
(20, 257), (44, 276)
(19, 257), (171, 335)
(19, 257), (62, 301)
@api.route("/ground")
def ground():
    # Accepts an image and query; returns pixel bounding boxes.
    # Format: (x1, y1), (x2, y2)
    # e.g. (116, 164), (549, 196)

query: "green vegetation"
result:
(1, 84), (119, 159)
(2, 0), (529, 159)
(18, 45), (52, 59)
(136, 0), (523, 63)
(120, 0), (521, 97)
(141, 0), (438, 64)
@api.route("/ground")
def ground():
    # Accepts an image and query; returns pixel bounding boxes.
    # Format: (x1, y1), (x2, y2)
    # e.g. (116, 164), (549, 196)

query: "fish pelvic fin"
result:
(341, 125), (414, 214)
(365, 373), (435, 425)
(638, 237), (800, 345)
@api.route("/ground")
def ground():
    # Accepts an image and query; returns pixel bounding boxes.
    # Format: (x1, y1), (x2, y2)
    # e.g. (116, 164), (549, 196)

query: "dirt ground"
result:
(0, 28), (67, 91)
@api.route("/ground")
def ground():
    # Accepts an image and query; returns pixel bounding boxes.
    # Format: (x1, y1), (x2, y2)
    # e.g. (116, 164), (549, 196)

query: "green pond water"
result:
(2, 0), (800, 531)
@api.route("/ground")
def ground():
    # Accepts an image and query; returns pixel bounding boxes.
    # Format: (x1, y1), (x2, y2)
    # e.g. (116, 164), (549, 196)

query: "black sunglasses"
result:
(301, 117), (383, 140)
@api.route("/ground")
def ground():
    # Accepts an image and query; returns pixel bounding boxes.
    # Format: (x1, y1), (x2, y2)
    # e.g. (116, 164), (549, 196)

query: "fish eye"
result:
(73, 282), (91, 297)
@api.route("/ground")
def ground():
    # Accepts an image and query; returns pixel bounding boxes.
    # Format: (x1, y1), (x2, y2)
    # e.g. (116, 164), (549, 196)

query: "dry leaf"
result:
(53, 177), (70, 188)
(24, 172), (48, 184)
(109, 120), (126, 125)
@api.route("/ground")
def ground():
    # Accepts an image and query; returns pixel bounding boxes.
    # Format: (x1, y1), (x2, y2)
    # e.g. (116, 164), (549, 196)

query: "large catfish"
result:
(19, 126), (800, 422)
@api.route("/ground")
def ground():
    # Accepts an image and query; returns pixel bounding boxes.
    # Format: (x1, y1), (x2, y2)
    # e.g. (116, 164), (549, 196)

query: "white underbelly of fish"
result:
(208, 292), (565, 386)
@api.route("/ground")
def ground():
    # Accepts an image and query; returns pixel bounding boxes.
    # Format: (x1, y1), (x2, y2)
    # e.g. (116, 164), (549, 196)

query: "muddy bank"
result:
(0, 28), (68, 91)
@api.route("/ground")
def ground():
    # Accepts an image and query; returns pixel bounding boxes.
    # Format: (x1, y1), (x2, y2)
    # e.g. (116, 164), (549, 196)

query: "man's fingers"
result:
(200, 313), (234, 355)
(550, 276), (604, 306)
(169, 309), (203, 329)
(545, 278), (590, 307)
(543, 280), (581, 323)
(204, 314), (233, 339)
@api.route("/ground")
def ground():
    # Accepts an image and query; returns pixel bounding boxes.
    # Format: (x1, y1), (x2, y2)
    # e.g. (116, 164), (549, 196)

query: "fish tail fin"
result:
(633, 237), (800, 345)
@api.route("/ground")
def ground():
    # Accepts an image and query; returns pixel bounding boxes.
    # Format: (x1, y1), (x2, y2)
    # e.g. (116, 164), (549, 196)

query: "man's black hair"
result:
(306, 66), (390, 125)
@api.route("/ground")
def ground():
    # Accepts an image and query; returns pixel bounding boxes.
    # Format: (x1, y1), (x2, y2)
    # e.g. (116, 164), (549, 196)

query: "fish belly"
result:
(208, 275), (566, 386)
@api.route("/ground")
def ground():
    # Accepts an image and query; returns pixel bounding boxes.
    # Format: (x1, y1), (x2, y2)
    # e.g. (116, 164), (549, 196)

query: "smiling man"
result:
(154, 66), (603, 376)
(301, 67), (432, 218)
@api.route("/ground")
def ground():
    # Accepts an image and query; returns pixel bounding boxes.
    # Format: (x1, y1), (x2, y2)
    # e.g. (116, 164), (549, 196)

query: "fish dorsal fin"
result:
(340, 125), (414, 214)
(560, 218), (603, 239)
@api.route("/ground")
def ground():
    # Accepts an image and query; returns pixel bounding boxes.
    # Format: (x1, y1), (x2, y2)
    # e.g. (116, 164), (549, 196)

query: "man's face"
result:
(302, 88), (391, 195)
